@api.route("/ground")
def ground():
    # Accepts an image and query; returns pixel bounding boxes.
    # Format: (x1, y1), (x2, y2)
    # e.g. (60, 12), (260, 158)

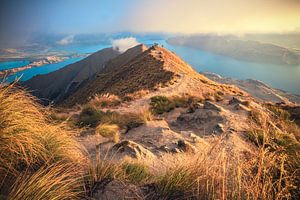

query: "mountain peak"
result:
(63, 44), (244, 106)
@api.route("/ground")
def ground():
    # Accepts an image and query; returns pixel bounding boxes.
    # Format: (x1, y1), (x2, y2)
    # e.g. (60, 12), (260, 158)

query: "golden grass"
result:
(95, 123), (120, 143)
(0, 85), (86, 198)
(89, 93), (121, 108)
(8, 163), (83, 200)
(151, 144), (295, 200)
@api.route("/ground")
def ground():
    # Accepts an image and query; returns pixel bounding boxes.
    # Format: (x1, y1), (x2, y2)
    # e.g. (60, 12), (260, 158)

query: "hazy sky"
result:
(1, 0), (300, 46)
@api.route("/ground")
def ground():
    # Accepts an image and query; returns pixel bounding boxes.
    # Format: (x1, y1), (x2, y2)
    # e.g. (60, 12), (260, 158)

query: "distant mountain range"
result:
(167, 35), (300, 65)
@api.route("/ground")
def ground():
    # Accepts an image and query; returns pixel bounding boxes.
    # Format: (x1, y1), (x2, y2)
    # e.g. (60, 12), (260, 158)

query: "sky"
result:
(1, 0), (300, 47)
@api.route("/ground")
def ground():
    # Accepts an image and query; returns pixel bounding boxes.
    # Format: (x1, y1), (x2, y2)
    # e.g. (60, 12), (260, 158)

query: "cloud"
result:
(111, 37), (140, 53)
(117, 0), (300, 35)
(57, 35), (74, 45)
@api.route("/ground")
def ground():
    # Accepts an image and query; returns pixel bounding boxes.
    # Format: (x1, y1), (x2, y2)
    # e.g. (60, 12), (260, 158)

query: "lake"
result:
(0, 60), (30, 70)
(1, 39), (300, 95)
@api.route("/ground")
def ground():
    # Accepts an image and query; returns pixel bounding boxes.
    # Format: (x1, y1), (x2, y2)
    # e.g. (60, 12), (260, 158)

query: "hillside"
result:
(1, 45), (299, 199)
(202, 71), (300, 103)
(63, 44), (244, 106)
(22, 47), (121, 104)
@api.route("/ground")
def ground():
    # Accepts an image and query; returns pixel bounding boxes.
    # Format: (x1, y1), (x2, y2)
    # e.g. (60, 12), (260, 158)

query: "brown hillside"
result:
(63, 45), (245, 106)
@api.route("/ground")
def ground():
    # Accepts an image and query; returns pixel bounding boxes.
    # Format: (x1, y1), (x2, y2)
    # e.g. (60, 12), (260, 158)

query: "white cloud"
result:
(111, 37), (140, 53)
(57, 35), (75, 45)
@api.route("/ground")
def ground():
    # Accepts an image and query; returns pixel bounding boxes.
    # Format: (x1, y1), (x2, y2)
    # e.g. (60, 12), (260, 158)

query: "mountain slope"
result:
(23, 48), (121, 104)
(63, 45), (245, 106)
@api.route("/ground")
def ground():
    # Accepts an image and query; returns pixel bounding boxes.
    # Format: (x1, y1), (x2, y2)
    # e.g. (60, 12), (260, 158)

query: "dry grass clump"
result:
(77, 105), (103, 127)
(100, 111), (148, 133)
(150, 144), (295, 200)
(95, 123), (120, 143)
(150, 95), (203, 115)
(8, 163), (83, 200)
(90, 93), (121, 108)
(77, 105), (150, 133)
(122, 162), (153, 185)
(0, 85), (86, 198)
(247, 104), (300, 198)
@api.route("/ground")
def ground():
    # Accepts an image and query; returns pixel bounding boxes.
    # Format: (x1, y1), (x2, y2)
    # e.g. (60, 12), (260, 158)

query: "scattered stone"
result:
(195, 103), (204, 109)
(177, 139), (196, 153)
(171, 148), (181, 154)
(92, 180), (143, 200)
(204, 101), (224, 112)
(158, 145), (171, 153)
(229, 97), (244, 105)
(214, 123), (225, 134)
(111, 140), (155, 159)
(229, 97), (250, 107)
(234, 103), (251, 112)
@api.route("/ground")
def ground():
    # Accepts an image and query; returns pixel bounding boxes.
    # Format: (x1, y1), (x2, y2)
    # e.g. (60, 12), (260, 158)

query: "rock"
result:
(214, 123), (225, 134)
(234, 103), (251, 112)
(195, 103), (204, 109)
(229, 97), (243, 105)
(171, 148), (181, 154)
(158, 145), (171, 153)
(111, 140), (155, 159)
(204, 101), (224, 112)
(229, 97), (250, 107)
(177, 139), (196, 153)
(92, 180), (143, 200)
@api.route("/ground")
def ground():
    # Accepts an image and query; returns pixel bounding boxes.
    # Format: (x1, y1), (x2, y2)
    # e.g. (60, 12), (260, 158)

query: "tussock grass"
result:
(122, 162), (152, 185)
(150, 146), (295, 200)
(95, 123), (120, 143)
(8, 163), (83, 200)
(77, 105), (103, 127)
(0, 85), (86, 198)
(99, 111), (148, 132)
(90, 93), (121, 108)
(150, 95), (203, 115)
(77, 106), (149, 132)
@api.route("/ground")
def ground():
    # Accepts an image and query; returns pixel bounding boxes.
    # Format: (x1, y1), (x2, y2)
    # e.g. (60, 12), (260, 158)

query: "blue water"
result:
(0, 60), (30, 70)
(1, 39), (300, 95)
(154, 40), (300, 95)
(6, 57), (82, 82)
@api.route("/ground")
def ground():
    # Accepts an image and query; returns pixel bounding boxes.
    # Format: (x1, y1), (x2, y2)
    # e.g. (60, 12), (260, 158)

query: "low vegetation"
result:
(247, 104), (300, 198)
(77, 105), (103, 127)
(77, 105), (150, 133)
(1, 85), (299, 199)
(0, 85), (85, 199)
(95, 123), (120, 143)
(89, 94), (121, 108)
(149, 95), (203, 115)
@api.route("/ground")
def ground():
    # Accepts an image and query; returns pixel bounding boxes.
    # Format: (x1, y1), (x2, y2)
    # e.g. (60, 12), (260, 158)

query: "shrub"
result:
(150, 95), (203, 115)
(150, 95), (175, 114)
(101, 111), (146, 132)
(95, 123), (120, 143)
(77, 105), (103, 127)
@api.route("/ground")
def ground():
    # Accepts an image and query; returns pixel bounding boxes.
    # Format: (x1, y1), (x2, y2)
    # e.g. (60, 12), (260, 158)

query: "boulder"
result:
(111, 140), (155, 159)
(204, 101), (224, 112)
(234, 103), (251, 112)
(214, 123), (225, 134)
(177, 139), (196, 153)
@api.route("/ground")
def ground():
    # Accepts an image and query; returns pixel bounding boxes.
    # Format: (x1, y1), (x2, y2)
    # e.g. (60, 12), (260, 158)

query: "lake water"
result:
(0, 60), (30, 70)
(1, 39), (299, 95)
(5, 57), (82, 82)
(157, 40), (300, 95)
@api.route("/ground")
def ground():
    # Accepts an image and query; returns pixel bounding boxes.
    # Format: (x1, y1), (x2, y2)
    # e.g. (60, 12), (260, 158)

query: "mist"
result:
(1, 0), (300, 48)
